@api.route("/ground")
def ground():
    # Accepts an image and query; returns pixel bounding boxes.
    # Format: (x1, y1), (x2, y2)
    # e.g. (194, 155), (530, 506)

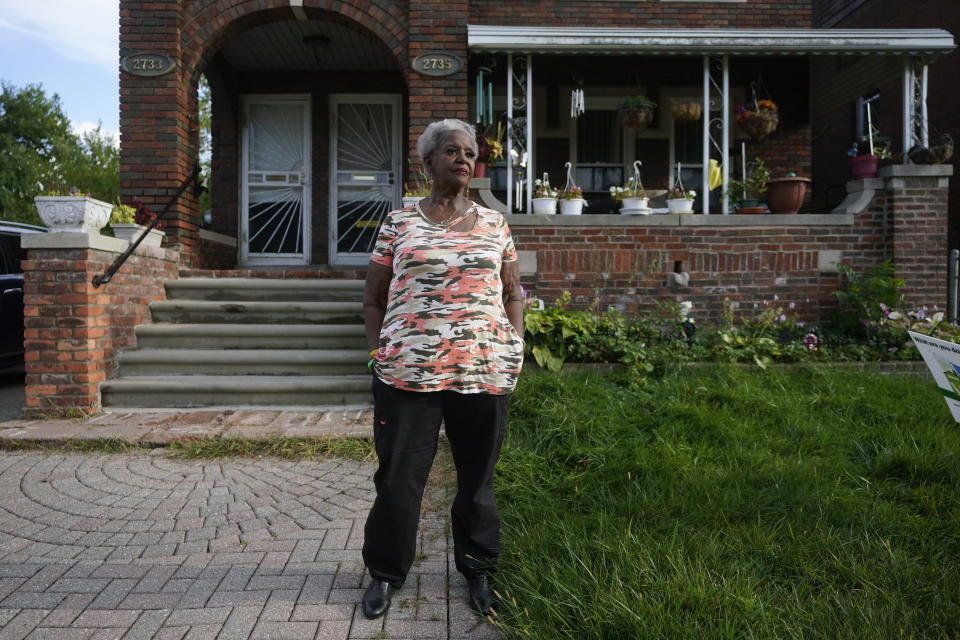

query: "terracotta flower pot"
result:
(765, 177), (811, 214)
(474, 161), (487, 178)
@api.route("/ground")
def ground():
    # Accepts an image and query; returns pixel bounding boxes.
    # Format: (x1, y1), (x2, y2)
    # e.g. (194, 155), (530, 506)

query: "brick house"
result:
(21, 0), (956, 412)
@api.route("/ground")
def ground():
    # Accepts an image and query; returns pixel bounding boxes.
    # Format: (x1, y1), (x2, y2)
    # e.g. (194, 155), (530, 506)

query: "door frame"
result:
(239, 94), (312, 266)
(328, 93), (402, 267)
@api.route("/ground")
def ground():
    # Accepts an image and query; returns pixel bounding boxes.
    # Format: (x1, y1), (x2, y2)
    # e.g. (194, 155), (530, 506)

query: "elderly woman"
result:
(360, 118), (524, 619)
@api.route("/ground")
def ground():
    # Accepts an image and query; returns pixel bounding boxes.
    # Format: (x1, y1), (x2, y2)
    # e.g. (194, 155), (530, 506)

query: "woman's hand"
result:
(501, 259), (523, 336)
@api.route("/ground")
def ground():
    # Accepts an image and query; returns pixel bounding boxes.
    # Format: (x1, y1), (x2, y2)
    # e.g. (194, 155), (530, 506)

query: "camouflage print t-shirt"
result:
(370, 201), (523, 394)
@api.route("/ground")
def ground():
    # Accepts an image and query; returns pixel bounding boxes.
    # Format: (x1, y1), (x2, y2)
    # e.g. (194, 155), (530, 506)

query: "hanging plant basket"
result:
(619, 108), (654, 130)
(738, 111), (779, 142)
(671, 103), (702, 122)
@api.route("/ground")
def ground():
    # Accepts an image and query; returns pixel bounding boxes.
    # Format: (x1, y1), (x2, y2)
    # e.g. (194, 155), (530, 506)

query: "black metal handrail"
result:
(93, 165), (203, 288)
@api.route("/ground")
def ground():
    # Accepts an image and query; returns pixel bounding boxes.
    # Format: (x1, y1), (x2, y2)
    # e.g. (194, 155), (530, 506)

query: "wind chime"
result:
(475, 67), (494, 128)
(570, 77), (585, 119)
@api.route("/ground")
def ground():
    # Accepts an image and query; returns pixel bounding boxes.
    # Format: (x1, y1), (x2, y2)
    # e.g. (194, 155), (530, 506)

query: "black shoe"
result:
(362, 579), (394, 619)
(468, 574), (496, 616)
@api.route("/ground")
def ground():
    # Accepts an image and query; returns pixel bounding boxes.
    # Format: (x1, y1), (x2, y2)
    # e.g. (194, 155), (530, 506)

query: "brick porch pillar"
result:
(21, 233), (178, 415)
(120, 0), (200, 267)
(881, 164), (953, 310)
(407, 0), (469, 168)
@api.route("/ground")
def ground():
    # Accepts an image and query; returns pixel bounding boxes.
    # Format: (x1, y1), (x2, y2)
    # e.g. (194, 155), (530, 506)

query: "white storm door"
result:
(240, 96), (311, 265)
(329, 94), (401, 266)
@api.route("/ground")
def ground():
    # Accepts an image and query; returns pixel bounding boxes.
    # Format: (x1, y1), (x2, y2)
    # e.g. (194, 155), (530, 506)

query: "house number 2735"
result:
(412, 52), (462, 77)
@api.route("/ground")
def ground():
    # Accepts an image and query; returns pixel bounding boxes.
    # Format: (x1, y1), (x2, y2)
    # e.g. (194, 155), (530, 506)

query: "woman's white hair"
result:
(416, 119), (478, 162)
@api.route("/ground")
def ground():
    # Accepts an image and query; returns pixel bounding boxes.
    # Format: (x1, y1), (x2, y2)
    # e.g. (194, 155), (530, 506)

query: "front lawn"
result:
(495, 366), (959, 639)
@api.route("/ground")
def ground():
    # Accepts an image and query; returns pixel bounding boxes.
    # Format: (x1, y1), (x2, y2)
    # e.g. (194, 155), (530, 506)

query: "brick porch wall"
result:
(21, 235), (179, 415)
(508, 165), (951, 323)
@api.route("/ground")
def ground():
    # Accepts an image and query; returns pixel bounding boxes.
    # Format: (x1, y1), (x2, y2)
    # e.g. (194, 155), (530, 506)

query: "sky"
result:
(0, 0), (120, 142)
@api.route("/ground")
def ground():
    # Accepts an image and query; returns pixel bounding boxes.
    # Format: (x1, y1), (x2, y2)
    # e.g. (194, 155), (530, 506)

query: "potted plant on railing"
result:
(559, 185), (587, 215)
(111, 199), (166, 247)
(735, 98), (779, 142)
(532, 173), (558, 214)
(847, 130), (892, 180)
(667, 163), (696, 214)
(558, 161), (587, 215)
(618, 94), (657, 130)
(609, 161), (649, 214)
(667, 186), (696, 214)
(725, 156), (771, 214)
(34, 187), (111, 233)
(402, 160), (432, 207)
(475, 122), (504, 179)
(765, 171), (812, 215)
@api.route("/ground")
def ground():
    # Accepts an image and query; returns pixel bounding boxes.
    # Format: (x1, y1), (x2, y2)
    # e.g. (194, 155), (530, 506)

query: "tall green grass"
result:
(495, 366), (960, 639)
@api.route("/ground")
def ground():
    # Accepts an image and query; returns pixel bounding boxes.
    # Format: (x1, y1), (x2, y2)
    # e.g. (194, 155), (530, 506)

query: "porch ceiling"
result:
(219, 19), (398, 71)
(467, 26), (956, 58)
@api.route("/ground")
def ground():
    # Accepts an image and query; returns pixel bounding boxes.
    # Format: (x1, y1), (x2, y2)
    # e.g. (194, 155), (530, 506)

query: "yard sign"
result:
(909, 331), (960, 423)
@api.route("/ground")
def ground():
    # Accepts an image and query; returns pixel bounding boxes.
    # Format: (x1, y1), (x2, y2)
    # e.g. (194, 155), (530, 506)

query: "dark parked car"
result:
(0, 221), (46, 370)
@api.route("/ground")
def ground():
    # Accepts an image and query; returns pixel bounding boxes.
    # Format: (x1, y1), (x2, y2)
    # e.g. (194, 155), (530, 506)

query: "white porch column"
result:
(902, 57), (930, 163)
(702, 56), (709, 213)
(525, 54), (533, 215)
(703, 55), (730, 214)
(721, 55), (730, 215)
(902, 58), (912, 163)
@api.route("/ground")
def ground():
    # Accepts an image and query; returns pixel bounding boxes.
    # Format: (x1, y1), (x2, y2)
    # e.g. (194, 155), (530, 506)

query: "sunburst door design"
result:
(241, 97), (311, 265)
(329, 95), (401, 265)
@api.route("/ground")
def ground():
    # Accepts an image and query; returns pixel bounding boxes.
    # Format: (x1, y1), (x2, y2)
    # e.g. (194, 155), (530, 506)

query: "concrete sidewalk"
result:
(0, 408), (501, 639)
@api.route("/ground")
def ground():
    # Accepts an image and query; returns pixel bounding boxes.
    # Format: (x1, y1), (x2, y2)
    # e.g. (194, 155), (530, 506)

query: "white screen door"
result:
(240, 95), (311, 265)
(329, 94), (401, 266)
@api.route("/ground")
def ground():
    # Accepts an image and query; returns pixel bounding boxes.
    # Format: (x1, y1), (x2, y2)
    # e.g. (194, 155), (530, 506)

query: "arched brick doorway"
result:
(120, 1), (409, 269)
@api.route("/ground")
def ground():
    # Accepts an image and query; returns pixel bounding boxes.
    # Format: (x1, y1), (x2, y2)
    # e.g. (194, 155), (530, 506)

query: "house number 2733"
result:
(412, 52), (462, 77)
(121, 53), (176, 77)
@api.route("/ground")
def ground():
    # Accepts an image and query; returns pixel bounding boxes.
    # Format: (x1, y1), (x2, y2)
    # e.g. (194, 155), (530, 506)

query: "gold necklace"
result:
(424, 201), (473, 229)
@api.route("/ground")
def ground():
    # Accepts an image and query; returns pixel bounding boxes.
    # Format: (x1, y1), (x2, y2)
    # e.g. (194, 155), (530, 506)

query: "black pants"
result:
(363, 376), (509, 588)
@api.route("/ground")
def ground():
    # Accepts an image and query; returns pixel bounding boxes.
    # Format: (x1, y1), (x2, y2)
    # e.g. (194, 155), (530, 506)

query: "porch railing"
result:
(93, 165), (202, 288)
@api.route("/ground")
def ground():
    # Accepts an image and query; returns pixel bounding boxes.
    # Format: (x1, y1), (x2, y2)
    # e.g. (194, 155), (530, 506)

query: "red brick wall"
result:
(408, 0), (469, 167)
(469, 1), (811, 27)
(22, 244), (178, 414)
(509, 168), (947, 323)
(887, 170), (949, 305)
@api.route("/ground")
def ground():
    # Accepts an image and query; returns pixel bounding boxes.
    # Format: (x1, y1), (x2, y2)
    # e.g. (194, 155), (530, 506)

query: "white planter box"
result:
(401, 196), (422, 208)
(532, 198), (557, 214)
(559, 199), (585, 215)
(34, 196), (111, 233)
(112, 223), (165, 247)
(667, 198), (695, 214)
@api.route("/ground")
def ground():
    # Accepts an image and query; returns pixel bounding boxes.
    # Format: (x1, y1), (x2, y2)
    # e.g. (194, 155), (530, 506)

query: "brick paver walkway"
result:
(0, 408), (501, 639)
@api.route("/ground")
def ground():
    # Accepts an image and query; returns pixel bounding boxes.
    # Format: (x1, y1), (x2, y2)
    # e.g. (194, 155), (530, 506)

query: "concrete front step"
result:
(118, 348), (369, 376)
(101, 375), (373, 407)
(150, 300), (364, 324)
(135, 323), (367, 349)
(166, 277), (365, 302)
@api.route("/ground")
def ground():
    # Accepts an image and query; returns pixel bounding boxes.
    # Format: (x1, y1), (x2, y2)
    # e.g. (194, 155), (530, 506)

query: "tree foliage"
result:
(0, 81), (119, 225)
